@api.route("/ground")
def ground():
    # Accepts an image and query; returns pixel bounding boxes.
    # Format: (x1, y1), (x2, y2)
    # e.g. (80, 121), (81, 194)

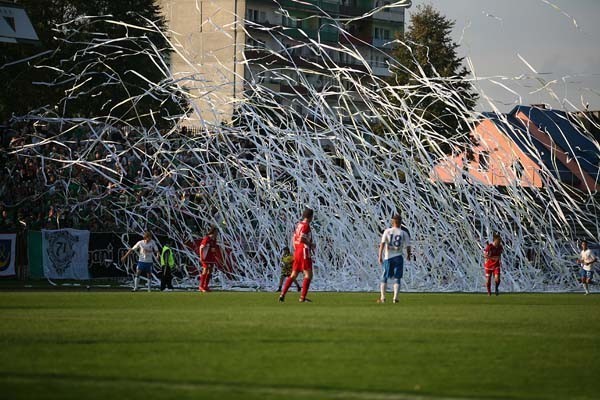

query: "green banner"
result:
(27, 231), (43, 279)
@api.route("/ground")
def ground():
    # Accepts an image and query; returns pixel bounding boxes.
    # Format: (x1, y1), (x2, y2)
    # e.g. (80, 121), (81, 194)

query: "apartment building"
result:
(160, 0), (410, 124)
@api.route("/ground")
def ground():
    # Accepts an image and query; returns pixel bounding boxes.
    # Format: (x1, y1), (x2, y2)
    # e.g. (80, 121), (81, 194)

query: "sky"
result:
(407, 0), (600, 112)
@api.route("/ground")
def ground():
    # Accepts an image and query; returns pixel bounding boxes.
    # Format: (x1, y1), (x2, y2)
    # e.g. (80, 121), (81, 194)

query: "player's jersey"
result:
(281, 254), (294, 268)
(293, 220), (312, 259)
(380, 227), (410, 261)
(132, 240), (158, 263)
(191, 238), (202, 254)
(580, 249), (596, 271)
(484, 243), (503, 270)
(199, 235), (219, 262)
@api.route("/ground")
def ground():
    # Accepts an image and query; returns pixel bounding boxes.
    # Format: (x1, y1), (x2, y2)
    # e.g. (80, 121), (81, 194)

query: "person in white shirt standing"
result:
(378, 215), (412, 303)
(121, 231), (159, 292)
(577, 240), (597, 295)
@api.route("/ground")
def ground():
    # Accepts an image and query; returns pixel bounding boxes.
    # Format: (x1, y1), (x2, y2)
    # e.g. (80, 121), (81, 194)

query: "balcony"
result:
(278, 0), (339, 15)
(372, 5), (407, 22)
(283, 26), (317, 40)
(244, 49), (317, 69)
(280, 83), (310, 96)
(336, 56), (370, 73)
(246, 20), (283, 31)
(371, 65), (391, 77)
(339, 5), (372, 17)
(259, 81), (282, 92)
(340, 34), (373, 47)
(319, 27), (339, 42)
(280, 25), (337, 42)
(244, 49), (286, 65)
(372, 37), (395, 49)
(338, 0), (374, 16)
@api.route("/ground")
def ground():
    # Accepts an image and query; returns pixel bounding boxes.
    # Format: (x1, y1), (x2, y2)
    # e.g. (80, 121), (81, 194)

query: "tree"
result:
(387, 4), (478, 149)
(0, 0), (187, 127)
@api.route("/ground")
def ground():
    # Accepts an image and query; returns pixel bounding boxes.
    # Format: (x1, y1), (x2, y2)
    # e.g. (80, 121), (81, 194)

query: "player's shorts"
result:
(381, 255), (404, 283)
(580, 269), (593, 280)
(292, 249), (312, 272)
(137, 261), (153, 274)
(201, 261), (217, 270)
(485, 267), (501, 277)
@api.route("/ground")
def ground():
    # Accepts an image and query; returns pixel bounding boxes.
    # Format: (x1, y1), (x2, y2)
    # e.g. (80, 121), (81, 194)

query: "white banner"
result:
(42, 229), (90, 280)
(0, 233), (16, 277)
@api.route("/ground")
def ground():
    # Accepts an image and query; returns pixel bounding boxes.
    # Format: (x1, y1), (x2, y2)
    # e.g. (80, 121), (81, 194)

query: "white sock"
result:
(380, 282), (386, 300)
(393, 283), (400, 300)
(583, 282), (589, 293)
(134, 276), (139, 290)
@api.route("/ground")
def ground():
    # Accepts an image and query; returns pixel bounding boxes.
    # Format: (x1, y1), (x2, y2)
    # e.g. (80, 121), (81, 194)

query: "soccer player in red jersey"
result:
(483, 233), (503, 296)
(198, 226), (220, 292)
(279, 208), (315, 303)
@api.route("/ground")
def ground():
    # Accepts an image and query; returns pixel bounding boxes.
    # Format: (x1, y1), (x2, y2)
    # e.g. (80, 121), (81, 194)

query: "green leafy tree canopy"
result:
(0, 0), (186, 128)
(389, 4), (478, 148)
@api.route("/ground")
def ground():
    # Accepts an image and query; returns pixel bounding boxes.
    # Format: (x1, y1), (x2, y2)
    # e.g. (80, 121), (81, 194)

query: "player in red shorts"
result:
(279, 208), (315, 303)
(483, 233), (503, 296)
(198, 226), (220, 292)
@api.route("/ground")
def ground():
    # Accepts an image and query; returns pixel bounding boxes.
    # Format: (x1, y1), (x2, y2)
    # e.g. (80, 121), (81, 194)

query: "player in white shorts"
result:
(578, 240), (597, 295)
(378, 215), (412, 303)
(121, 231), (159, 292)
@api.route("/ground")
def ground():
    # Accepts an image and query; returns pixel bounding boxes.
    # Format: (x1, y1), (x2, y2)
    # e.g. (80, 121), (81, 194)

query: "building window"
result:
(247, 10), (267, 24)
(247, 9), (259, 22)
(284, 43), (296, 56)
(374, 28), (390, 40)
(247, 38), (265, 49)
(282, 15), (299, 28)
(372, 55), (386, 68)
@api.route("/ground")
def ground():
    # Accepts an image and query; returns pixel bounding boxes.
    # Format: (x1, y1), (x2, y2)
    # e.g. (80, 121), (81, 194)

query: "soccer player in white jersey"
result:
(121, 231), (159, 292)
(377, 215), (411, 303)
(578, 240), (597, 295)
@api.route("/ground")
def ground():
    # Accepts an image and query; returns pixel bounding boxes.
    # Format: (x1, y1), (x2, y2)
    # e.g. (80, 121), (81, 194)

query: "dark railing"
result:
(339, 34), (373, 46)
(339, 4), (373, 17)
(244, 49), (316, 69)
(280, 84), (310, 95)
(279, 0), (340, 14)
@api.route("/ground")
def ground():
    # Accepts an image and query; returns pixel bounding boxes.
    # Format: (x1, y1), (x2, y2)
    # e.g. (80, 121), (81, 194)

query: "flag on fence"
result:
(0, 233), (16, 277)
(42, 229), (90, 280)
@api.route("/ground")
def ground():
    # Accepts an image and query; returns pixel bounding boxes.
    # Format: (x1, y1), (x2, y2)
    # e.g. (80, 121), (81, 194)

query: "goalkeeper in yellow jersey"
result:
(277, 247), (301, 292)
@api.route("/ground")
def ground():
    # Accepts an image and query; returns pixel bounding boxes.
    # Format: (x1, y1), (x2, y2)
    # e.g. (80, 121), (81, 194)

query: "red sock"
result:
(281, 277), (294, 297)
(301, 278), (311, 299)
(486, 280), (491, 295)
(199, 274), (207, 290)
(205, 273), (212, 290)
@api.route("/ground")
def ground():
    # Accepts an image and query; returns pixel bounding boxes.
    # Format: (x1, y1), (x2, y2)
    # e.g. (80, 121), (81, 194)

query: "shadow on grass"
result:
(0, 371), (473, 400)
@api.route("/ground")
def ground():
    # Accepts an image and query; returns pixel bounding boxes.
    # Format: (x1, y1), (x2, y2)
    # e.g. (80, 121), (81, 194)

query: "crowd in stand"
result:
(0, 119), (208, 233)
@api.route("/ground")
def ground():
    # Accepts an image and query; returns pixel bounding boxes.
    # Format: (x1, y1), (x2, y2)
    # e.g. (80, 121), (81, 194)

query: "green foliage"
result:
(385, 4), (478, 148)
(0, 0), (186, 127)
(0, 292), (598, 400)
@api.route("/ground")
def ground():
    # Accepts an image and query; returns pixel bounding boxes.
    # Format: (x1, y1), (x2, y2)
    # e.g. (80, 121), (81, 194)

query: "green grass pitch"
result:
(0, 291), (598, 400)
